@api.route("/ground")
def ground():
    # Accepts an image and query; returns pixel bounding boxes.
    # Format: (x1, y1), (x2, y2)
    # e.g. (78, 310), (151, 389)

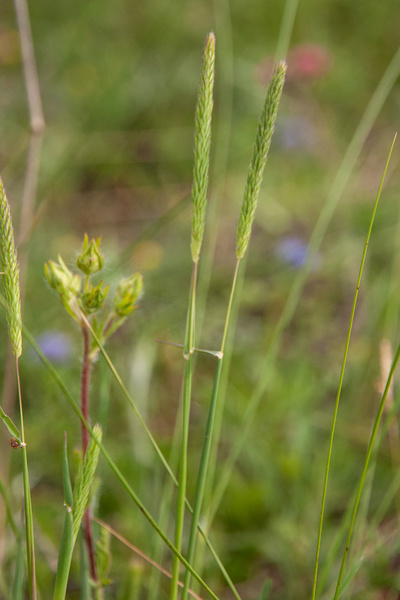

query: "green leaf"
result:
(0, 405), (21, 442)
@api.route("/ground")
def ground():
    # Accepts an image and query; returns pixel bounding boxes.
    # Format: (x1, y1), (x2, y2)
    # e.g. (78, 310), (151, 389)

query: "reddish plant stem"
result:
(81, 326), (91, 455)
(80, 325), (98, 583)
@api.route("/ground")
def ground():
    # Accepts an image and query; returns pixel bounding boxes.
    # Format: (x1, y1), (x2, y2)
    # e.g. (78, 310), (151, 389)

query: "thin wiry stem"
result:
(311, 134), (396, 600)
(181, 259), (241, 600)
(16, 358), (36, 600)
(170, 263), (197, 600)
(93, 517), (205, 600)
(13, 0), (45, 133)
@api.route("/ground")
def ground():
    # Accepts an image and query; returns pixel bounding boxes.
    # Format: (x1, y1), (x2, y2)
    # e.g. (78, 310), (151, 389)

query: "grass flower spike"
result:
(72, 423), (102, 545)
(0, 177), (22, 357)
(236, 60), (286, 259)
(190, 32), (216, 263)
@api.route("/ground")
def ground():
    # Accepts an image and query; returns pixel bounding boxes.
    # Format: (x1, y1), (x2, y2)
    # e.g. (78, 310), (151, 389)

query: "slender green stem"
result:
(181, 259), (241, 600)
(333, 339), (400, 600)
(275, 0), (300, 60)
(311, 134), (396, 600)
(16, 358), (36, 600)
(171, 263), (197, 600)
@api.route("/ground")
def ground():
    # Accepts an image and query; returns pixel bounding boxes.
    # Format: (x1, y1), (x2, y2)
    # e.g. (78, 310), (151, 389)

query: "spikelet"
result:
(190, 32), (216, 263)
(236, 60), (287, 260)
(0, 177), (22, 357)
(72, 424), (102, 545)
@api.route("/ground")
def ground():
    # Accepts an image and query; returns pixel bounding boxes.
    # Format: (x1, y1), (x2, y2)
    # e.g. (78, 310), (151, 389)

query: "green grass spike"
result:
(0, 177), (22, 357)
(236, 60), (286, 259)
(190, 32), (216, 263)
(72, 424), (102, 545)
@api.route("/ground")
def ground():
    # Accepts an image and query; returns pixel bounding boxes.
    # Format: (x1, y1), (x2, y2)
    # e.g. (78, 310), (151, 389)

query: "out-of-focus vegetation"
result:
(1, 0), (400, 598)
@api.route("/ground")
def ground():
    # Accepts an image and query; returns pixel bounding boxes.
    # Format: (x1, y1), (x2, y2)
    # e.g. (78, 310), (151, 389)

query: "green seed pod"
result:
(45, 256), (81, 299)
(113, 273), (143, 317)
(81, 281), (109, 314)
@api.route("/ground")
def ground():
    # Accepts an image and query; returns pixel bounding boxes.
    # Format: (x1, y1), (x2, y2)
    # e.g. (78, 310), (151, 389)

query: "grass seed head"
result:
(236, 60), (287, 260)
(190, 32), (216, 263)
(0, 177), (22, 357)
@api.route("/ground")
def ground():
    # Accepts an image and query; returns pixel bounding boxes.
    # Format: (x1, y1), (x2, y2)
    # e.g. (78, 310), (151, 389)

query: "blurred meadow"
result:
(1, 0), (400, 598)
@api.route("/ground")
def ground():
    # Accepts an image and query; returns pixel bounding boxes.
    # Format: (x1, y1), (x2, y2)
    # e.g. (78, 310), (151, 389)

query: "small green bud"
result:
(81, 281), (109, 314)
(113, 273), (143, 317)
(76, 234), (104, 275)
(44, 256), (81, 299)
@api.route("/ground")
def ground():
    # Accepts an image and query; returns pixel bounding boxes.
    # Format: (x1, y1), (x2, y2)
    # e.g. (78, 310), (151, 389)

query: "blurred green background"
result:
(1, 0), (400, 598)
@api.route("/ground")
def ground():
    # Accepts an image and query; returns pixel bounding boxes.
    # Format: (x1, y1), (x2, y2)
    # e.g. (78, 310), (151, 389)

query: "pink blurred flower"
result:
(257, 44), (333, 86)
(289, 44), (333, 80)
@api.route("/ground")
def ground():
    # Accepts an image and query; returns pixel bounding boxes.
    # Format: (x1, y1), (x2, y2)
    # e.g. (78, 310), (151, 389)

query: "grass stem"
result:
(311, 133), (396, 600)
(181, 259), (241, 600)
(16, 357), (36, 600)
(171, 263), (197, 600)
(333, 338), (400, 599)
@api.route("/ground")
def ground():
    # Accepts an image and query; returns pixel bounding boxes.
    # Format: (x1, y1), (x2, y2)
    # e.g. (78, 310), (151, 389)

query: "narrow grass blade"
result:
(259, 579), (272, 600)
(80, 533), (91, 600)
(171, 264), (197, 600)
(0, 405), (21, 443)
(312, 135), (396, 600)
(181, 358), (223, 600)
(16, 359), (36, 600)
(0, 475), (18, 536)
(209, 44), (400, 528)
(333, 338), (400, 600)
(11, 529), (25, 600)
(53, 434), (74, 600)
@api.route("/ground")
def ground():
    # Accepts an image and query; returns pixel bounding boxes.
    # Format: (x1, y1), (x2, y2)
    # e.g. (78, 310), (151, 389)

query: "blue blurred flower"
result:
(275, 236), (317, 269)
(276, 115), (317, 151)
(35, 331), (73, 364)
